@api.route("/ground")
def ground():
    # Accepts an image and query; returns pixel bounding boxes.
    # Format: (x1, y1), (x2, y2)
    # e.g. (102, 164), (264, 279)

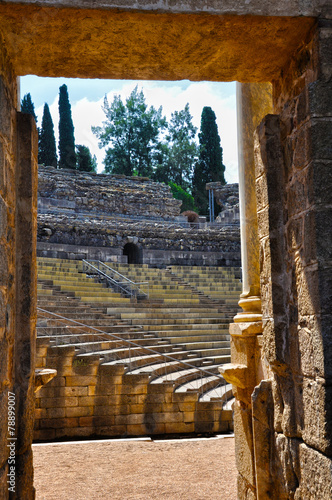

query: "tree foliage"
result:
(92, 86), (167, 177)
(168, 182), (198, 213)
(76, 145), (97, 172)
(21, 93), (38, 123)
(38, 103), (57, 168)
(163, 104), (198, 190)
(58, 84), (76, 169)
(192, 106), (226, 215)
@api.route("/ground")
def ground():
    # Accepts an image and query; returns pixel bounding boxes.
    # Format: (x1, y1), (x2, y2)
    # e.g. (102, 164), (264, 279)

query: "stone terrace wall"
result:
(37, 213), (241, 267)
(35, 340), (232, 440)
(37, 167), (241, 267)
(38, 166), (182, 219)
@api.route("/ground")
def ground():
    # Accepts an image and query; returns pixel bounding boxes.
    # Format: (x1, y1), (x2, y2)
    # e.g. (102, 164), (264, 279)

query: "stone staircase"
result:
(35, 257), (241, 439)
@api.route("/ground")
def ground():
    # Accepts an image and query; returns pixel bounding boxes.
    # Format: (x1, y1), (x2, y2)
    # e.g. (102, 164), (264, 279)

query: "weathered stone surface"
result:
(295, 443), (332, 499)
(0, 6), (317, 81)
(38, 166), (181, 219)
(37, 166), (241, 267)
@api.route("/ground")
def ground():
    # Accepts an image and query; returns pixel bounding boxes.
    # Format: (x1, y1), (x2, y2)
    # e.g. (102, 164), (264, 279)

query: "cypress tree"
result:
(192, 106), (226, 215)
(58, 84), (76, 169)
(21, 93), (38, 123)
(76, 145), (97, 172)
(38, 103), (57, 167)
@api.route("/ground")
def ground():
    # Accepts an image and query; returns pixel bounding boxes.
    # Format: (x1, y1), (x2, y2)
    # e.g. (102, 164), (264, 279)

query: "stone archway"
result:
(123, 242), (142, 264)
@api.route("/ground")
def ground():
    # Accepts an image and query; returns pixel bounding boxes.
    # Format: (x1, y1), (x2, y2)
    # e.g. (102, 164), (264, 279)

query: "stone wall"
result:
(252, 21), (332, 498)
(37, 167), (241, 267)
(214, 183), (240, 225)
(35, 340), (232, 440)
(0, 39), (38, 499)
(38, 166), (182, 219)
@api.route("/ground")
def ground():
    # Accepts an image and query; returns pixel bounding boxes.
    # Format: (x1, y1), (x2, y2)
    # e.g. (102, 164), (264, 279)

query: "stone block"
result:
(293, 124), (311, 170)
(63, 386), (88, 397)
(33, 429), (56, 441)
(55, 427), (93, 438)
(315, 209), (332, 265)
(233, 402), (255, 487)
(302, 377), (332, 455)
(178, 402), (196, 412)
(123, 373), (150, 386)
(65, 406), (93, 418)
(312, 161), (332, 206)
(46, 407), (66, 419)
(147, 382), (174, 394)
(78, 395), (96, 407)
(65, 375), (97, 387)
(91, 416), (115, 428)
(165, 422), (194, 434)
(119, 384), (148, 396)
(39, 417), (78, 429)
(34, 408), (47, 419)
(96, 425), (127, 437)
(311, 119), (332, 161)
(172, 392), (199, 403)
(296, 263), (320, 318)
(296, 443), (332, 498)
(302, 209), (317, 266)
(309, 80), (332, 116)
(94, 405), (124, 416)
(40, 396), (78, 408)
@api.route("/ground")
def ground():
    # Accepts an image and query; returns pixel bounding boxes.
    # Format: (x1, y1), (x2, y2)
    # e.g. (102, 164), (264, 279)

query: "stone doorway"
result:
(123, 242), (142, 264)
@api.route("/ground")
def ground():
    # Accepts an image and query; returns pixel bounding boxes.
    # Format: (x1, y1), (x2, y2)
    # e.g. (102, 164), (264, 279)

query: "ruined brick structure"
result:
(0, 1), (331, 499)
(37, 166), (241, 267)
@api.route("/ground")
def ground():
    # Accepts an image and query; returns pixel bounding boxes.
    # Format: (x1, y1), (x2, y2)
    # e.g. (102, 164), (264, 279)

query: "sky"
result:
(20, 76), (239, 184)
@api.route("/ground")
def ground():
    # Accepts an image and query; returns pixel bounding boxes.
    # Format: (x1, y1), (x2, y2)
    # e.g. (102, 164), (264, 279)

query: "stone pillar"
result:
(14, 112), (38, 500)
(220, 82), (272, 499)
(235, 82), (273, 322)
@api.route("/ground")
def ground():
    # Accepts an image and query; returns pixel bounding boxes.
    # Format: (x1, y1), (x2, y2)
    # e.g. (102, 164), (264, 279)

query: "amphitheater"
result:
(35, 167), (242, 440)
(1, 1), (331, 498)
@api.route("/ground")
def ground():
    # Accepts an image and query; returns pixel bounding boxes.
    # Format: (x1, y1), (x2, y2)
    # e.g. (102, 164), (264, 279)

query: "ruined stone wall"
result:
(35, 340), (232, 440)
(214, 183), (240, 225)
(0, 35), (38, 500)
(37, 167), (241, 267)
(38, 166), (182, 219)
(37, 213), (241, 267)
(253, 21), (332, 498)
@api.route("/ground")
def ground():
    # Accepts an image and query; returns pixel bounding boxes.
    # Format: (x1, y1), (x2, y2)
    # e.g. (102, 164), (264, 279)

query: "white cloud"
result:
(35, 81), (239, 183)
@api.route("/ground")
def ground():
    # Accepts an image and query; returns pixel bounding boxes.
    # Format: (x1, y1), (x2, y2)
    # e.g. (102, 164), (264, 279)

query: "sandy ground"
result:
(33, 435), (237, 500)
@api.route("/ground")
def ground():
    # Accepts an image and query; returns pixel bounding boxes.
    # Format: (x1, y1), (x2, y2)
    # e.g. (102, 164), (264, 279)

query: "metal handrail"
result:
(82, 260), (149, 300)
(36, 307), (229, 400)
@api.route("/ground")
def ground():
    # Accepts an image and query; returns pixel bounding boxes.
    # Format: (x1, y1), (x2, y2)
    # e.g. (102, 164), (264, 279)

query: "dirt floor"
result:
(33, 435), (237, 500)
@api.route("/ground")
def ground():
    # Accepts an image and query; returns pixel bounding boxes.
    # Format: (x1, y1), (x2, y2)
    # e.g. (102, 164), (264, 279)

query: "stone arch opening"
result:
(123, 242), (142, 264)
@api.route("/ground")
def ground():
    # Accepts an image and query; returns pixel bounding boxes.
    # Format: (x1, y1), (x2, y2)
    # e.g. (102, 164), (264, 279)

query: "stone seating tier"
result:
(35, 257), (241, 439)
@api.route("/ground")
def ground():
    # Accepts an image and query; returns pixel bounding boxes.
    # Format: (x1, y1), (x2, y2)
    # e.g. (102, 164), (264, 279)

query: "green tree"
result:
(21, 93), (38, 123)
(192, 106), (226, 215)
(76, 145), (97, 173)
(168, 182), (198, 212)
(92, 86), (166, 177)
(38, 103), (57, 167)
(58, 84), (76, 169)
(166, 104), (198, 190)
